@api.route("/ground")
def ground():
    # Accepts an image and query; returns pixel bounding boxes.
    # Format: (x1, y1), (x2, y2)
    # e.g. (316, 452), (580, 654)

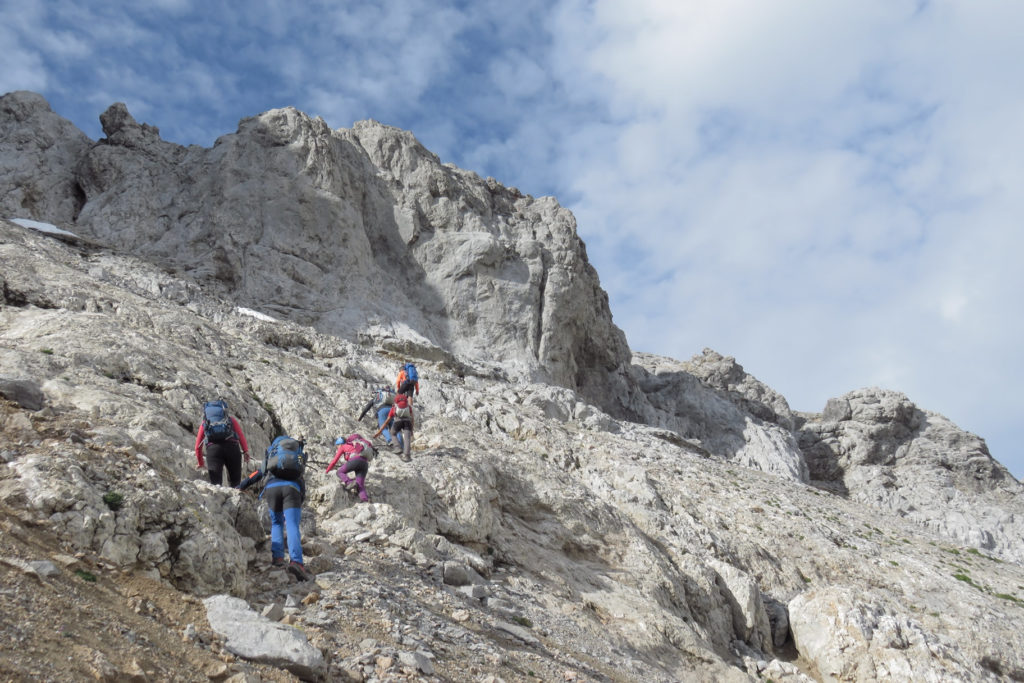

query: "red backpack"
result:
(393, 394), (412, 420)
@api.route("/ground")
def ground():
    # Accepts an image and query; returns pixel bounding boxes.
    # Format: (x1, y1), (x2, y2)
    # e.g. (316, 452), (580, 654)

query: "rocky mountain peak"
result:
(99, 101), (162, 147)
(1, 89), (54, 122)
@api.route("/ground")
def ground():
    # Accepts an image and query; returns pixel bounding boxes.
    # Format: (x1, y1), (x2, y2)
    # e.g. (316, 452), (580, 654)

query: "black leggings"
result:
(206, 441), (242, 487)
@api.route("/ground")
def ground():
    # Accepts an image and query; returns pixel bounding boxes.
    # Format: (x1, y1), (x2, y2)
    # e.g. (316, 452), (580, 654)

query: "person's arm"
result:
(326, 446), (344, 473)
(373, 411), (394, 438)
(230, 416), (250, 461)
(194, 424), (205, 468)
(237, 468), (264, 491)
(415, 380), (420, 395)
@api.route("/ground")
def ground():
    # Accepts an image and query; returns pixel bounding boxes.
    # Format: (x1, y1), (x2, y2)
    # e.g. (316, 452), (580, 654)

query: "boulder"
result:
(203, 595), (326, 680)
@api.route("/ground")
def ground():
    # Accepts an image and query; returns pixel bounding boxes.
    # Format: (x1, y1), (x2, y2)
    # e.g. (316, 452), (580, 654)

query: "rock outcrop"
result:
(0, 91), (90, 223)
(799, 388), (1024, 563)
(2, 92), (1024, 681)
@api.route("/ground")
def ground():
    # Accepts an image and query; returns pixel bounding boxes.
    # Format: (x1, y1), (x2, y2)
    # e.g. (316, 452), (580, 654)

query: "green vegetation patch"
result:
(102, 491), (124, 511)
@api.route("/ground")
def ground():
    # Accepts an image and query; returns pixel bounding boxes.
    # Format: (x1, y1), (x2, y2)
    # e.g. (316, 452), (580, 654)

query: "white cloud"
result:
(0, 3), (51, 93)
(489, 50), (548, 100)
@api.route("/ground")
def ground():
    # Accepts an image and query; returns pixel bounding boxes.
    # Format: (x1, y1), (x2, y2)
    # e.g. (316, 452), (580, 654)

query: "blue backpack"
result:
(404, 363), (419, 383)
(202, 400), (234, 444)
(266, 436), (306, 481)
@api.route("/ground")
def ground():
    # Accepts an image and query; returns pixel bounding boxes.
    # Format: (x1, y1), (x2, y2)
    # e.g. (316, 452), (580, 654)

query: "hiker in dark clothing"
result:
(195, 401), (250, 487)
(237, 436), (314, 581)
(374, 392), (413, 461)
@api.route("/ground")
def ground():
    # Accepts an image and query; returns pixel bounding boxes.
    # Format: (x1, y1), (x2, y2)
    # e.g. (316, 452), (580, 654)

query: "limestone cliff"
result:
(1, 91), (636, 421)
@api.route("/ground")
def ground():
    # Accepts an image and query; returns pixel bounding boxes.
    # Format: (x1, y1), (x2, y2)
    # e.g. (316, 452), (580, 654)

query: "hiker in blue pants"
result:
(357, 387), (403, 453)
(237, 436), (314, 582)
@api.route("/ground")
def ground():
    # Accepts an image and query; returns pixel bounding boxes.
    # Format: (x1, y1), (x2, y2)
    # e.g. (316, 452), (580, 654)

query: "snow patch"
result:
(236, 307), (278, 322)
(9, 217), (79, 238)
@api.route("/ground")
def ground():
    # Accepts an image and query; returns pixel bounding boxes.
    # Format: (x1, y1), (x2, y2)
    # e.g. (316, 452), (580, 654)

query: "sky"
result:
(3, 0), (1022, 478)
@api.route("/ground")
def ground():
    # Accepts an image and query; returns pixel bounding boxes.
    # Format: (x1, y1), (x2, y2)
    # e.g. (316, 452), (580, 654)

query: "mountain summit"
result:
(1, 91), (1022, 681)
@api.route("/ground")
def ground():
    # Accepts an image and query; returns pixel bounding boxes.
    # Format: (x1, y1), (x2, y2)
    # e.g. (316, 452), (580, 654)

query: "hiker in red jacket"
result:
(374, 392), (413, 461)
(194, 400), (250, 487)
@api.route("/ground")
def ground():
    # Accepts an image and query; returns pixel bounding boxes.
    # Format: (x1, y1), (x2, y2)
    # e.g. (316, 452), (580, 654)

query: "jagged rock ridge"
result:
(1, 92), (1023, 681)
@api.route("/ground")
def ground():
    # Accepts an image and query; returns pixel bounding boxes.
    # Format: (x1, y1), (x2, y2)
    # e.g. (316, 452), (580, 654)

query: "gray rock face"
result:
(631, 351), (809, 482)
(3, 93), (1024, 681)
(0, 91), (90, 224)
(2, 91), (633, 417)
(0, 377), (45, 411)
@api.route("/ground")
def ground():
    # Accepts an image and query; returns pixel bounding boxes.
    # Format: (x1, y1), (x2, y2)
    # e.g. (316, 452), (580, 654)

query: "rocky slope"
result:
(1, 91), (1024, 681)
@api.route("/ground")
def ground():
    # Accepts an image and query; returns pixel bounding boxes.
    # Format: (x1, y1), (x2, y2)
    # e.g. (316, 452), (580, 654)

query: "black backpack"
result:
(202, 400), (234, 444)
(266, 436), (306, 481)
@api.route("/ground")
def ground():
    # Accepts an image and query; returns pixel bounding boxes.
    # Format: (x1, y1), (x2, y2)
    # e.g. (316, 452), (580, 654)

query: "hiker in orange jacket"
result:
(395, 362), (419, 401)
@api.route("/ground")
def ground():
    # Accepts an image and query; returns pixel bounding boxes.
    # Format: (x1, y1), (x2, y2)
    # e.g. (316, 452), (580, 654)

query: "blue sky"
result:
(4, 0), (1022, 478)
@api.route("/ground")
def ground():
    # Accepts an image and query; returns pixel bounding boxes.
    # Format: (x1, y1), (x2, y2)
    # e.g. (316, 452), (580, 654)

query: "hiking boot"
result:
(287, 561), (314, 582)
(271, 556), (287, 568)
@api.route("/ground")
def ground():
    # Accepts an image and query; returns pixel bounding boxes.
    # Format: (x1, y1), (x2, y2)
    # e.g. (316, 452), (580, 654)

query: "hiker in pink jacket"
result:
(325, 434), (374, 503)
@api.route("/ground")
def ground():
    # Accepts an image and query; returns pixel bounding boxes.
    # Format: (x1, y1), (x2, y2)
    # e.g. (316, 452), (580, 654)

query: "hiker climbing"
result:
(374, 391), (414, 461)
(237, 435), (314, 581)
(194, 399), (250, 487)
(396, 362), (419, 401)
(325, 434), (376, 503)
(357, 386), (403, 453)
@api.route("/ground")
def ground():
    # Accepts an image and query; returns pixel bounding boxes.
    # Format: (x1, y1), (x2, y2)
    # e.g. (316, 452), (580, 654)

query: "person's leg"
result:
(392, 425), (404, 451)
(281, 486), (304, 564)
(223, 442), (243, 488)
(402, 428), (412, 460)
(205, 443), (225, 486)
(264, 486), (286, 563)
(335, 467), (354, 486)
(346, 457), (369, 501)
(376, 407), (393, 444)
